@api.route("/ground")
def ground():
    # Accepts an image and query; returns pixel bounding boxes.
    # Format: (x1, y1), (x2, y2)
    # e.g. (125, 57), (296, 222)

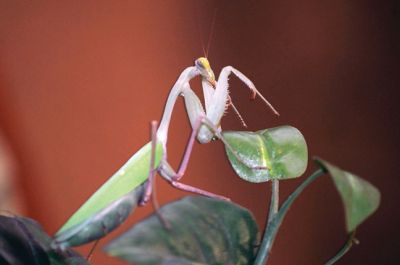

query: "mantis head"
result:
(195, 57), (216, 87)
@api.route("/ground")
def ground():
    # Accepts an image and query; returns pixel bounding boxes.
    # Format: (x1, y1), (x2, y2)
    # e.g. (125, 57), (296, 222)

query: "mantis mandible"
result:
(52, 57), (279, 249)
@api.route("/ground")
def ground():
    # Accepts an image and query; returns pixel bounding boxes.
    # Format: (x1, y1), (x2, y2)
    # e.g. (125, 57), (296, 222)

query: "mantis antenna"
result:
(205, 8), (218, 58)
(199, 8), (278, 129)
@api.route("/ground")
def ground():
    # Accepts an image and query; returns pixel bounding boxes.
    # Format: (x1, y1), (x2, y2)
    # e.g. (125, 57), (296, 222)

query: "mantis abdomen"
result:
(53, 141), (163, 248)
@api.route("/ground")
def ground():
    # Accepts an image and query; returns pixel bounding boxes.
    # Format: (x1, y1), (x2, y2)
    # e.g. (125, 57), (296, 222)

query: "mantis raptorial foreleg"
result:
(224, 66), (279, 115)
(189, 64), (279, 144)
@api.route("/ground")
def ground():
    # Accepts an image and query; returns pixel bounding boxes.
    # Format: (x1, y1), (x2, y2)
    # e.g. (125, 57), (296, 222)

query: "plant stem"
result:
(254, 180), (279, 265)
(324, 230), (358, 265)
(267, 180), (279, 224)
(254, 169), (325, 265)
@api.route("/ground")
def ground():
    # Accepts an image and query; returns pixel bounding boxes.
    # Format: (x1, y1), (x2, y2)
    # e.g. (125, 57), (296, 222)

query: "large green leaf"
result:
(104, 196), (259, 265)
(315, 158), (381, 232)
(223, 126), (308, 182)
(0, 215), (88, 265)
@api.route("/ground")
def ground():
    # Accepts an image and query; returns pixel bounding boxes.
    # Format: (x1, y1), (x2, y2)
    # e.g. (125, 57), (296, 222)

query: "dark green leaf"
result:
(0, 216), (49, 265)
(48, 251), (90, 265)
(105, 196), (259, 265)
(0, 215), (89, 265)
(223, 126), (308, 182)
(315, 158), (381, 232)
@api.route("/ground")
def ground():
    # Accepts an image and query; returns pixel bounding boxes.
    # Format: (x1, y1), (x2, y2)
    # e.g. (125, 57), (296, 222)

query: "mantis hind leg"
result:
(139, 121), (159, 206)
(139, 121), (170, 227)
(86, 239), (100, 261)
(159, 161), (230, 201)
(170, 180), (229, 201)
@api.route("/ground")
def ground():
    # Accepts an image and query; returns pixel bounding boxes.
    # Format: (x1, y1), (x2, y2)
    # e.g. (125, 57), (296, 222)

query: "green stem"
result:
(254, 169), (325, 265)
(324, 230), (357, 265)
(267, 180), (279, 224)
(254, 180), (279, 265)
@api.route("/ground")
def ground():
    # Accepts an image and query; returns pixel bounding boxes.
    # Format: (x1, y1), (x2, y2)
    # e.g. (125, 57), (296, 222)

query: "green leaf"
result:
(0, 215), (88, 265)
(0, 216), (49, 265)
(314, 158), (381, 232)
(223, 126), (308, 182)
(104, 196), (259, 265)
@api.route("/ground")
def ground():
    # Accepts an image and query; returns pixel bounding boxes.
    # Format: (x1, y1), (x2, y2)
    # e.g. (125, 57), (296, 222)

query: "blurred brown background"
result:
(0, 1), (398, 264)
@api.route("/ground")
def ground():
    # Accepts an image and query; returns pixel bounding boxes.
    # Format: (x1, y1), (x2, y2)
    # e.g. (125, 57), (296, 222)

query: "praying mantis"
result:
(52, 57), (279, 249)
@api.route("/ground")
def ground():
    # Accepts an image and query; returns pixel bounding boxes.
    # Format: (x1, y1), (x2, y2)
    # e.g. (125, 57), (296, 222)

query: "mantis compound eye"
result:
(195, 57), (212, 71)
(195, 60), (204, 69)
(195, 57), (216, 87)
